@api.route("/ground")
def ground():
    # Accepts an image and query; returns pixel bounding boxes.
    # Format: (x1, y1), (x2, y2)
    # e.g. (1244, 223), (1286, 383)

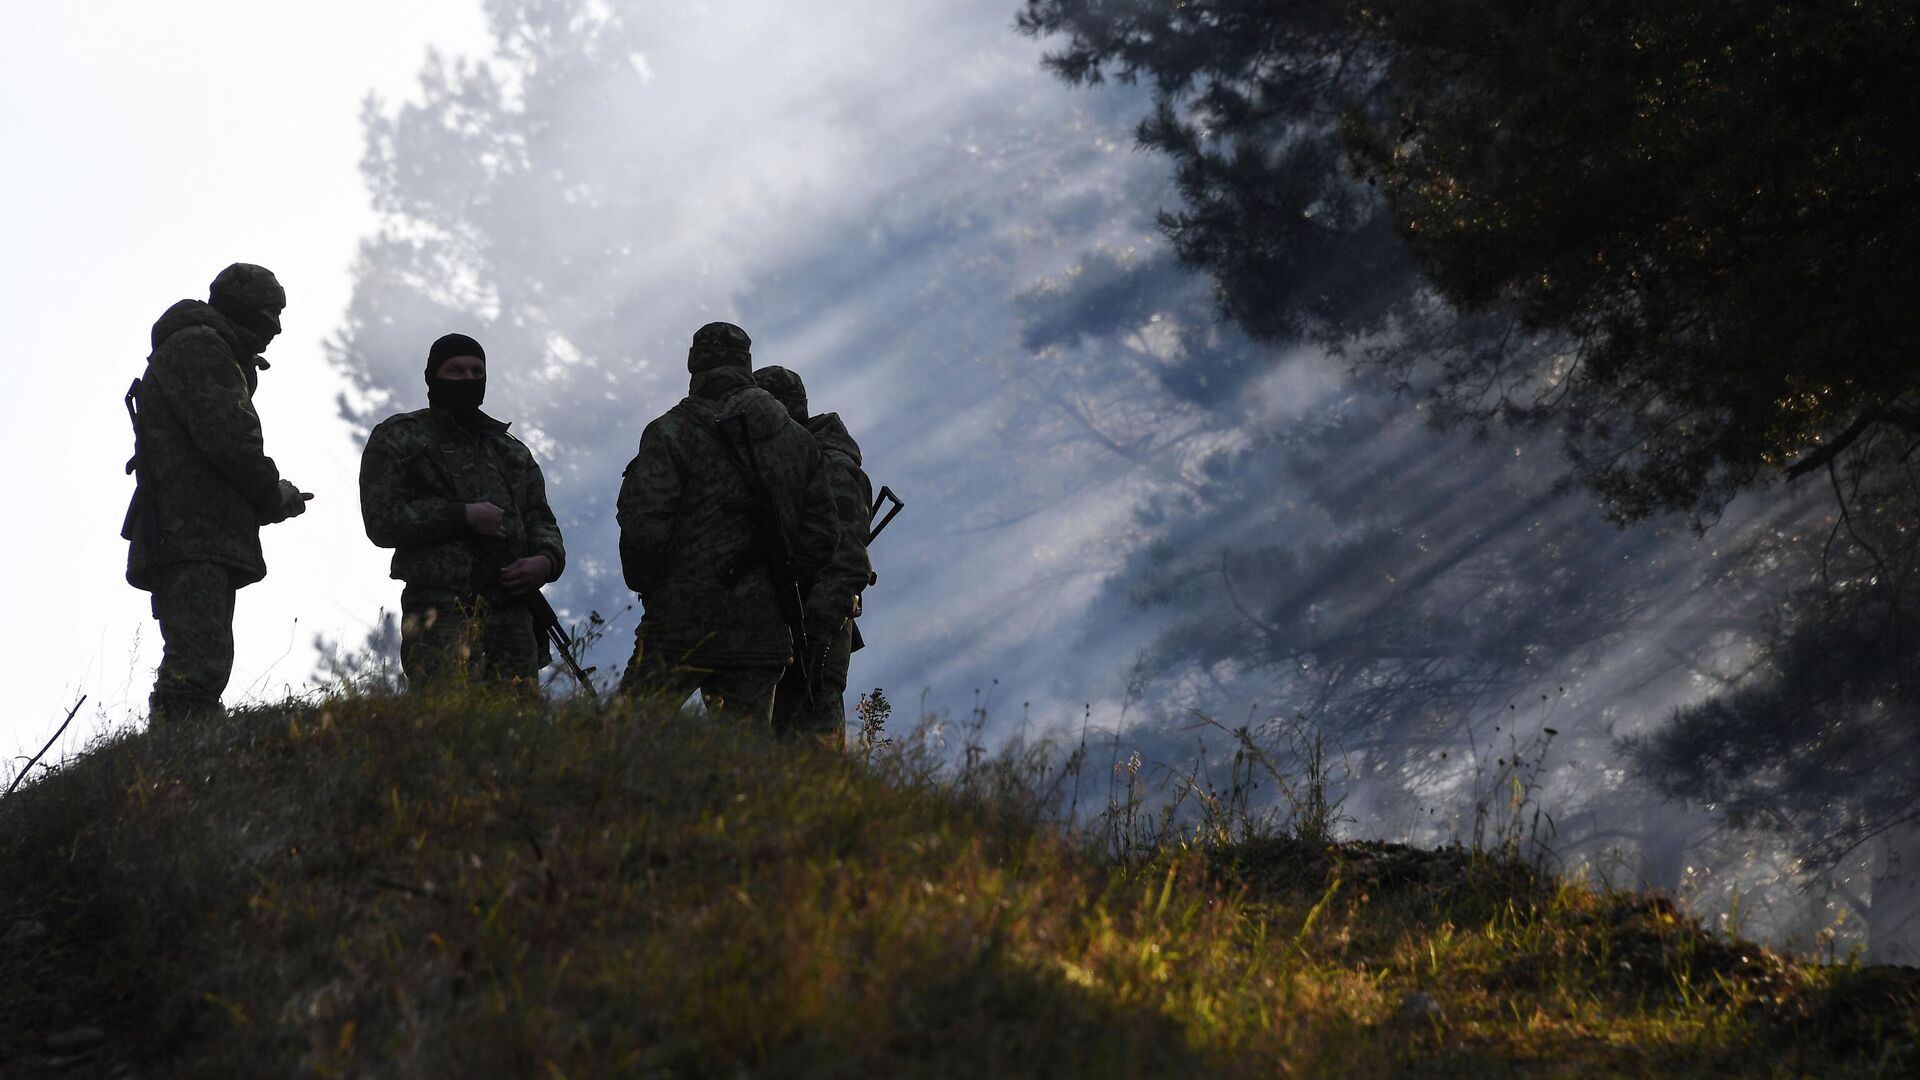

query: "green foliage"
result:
(2, 691), (1916, 1076)
(1023, 0), (1920, 523)
(1349, 0), (1920, 522)
(1016, 0), (1417, 348)
(1018, 0), (1920, 920)
(1629, 442), (1920, 868)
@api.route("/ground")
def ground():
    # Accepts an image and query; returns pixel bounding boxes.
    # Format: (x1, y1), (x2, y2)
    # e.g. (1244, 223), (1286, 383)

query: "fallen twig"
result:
(370, 876), (452, 905)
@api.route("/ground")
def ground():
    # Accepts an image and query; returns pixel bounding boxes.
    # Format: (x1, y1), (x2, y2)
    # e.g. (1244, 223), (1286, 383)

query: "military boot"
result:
(148, 691), (225, 726)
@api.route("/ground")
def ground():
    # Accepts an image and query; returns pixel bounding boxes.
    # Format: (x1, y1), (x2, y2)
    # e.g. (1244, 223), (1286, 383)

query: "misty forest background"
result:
(311, 1), (1920, 962)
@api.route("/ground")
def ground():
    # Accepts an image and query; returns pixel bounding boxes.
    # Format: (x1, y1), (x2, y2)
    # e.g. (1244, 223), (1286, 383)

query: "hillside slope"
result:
(2, 691), (1915, 1077)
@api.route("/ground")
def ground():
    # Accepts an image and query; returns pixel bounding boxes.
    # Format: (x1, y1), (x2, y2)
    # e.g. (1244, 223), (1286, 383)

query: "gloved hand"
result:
(804, 615), (846, 654)
(270, 479), (314, 522)
(499, 554), (555, 594)
(802, 616), (844, 689)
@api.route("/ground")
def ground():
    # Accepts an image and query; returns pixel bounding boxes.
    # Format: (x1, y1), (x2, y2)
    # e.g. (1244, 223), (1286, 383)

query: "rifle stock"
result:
(844, 485), (902, 655)
(868, 485), (905, 541)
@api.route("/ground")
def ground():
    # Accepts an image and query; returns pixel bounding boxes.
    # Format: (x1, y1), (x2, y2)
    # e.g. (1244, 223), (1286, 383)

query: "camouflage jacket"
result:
(123, 299), (286, 590)
(802, 412), (874, 633)
(358, 407), (567, 608)
(617, 368), (839, 667)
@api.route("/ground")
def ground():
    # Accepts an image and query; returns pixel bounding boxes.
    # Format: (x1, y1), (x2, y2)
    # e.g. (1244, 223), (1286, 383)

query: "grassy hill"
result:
(2, 689), (1915, 1077)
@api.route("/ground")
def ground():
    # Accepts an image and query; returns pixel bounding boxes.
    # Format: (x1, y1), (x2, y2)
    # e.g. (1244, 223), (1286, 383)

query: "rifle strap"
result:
(672, 401), (769, 501)
(672, 402), (789, 584)
(674, 404), (815, 679)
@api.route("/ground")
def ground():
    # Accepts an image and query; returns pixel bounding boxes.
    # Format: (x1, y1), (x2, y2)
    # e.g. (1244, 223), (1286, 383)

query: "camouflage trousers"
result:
(149, 560), (237, 724)
(400, 596), (544, 692)
(618, 638), (783, 725)
(771, 671), (847, 750)
(770, 620), (852, 750)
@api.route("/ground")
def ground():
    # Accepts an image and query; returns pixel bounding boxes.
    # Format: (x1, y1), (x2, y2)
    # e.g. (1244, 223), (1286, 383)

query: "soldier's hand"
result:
(465, 501), (507, 538)
(805, 614), (846, 648)
(499, 555), (554, 594)
(275, 479), (314, 521)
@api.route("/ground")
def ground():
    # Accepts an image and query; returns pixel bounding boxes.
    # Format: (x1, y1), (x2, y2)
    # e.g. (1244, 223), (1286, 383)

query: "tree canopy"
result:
(1023, 0), (1920, 523)
(1016, 0), (1417, 348)
(1352, 0), (1920, 522)
(1020, 0), (1920, 947)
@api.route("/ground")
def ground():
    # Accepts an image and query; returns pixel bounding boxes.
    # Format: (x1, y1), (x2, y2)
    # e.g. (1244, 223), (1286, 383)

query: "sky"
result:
(0, 0), (1172, 763)
(315, 0), (1246, 730)
(0, 0), (1752, 784)
(307, 0), (1746, 852)
(0, 2), (492, 762)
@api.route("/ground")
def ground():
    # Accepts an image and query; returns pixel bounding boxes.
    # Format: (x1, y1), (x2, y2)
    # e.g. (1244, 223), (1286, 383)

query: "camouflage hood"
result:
(676, 367), (792, 445)
(805, 412), (862, 467)
(125, 296), (285, 589)
(150, 299), (240, 357)
(800, 409), (874, 646)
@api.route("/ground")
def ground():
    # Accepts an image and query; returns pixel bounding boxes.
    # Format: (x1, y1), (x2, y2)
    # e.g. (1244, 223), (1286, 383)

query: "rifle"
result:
(123, 379), (163, 559)
(468, 544), (597, 694)
(847, 486), (904, 654)
(868, 485), (905, 541)
(422, 441), (596, 693)
(717, 411), (814, 701)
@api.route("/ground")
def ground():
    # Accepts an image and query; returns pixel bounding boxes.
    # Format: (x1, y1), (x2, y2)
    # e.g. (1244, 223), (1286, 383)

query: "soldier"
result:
(753, 365), (874, 749)
(616, 323), (838, 722)
(358, 333), (567, 690)
(124, 263), (312, 724)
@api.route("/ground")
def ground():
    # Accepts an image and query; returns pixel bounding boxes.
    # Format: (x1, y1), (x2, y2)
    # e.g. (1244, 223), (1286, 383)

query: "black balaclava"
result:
(426, 333), (487, 418)
(208, 262), (285, 362)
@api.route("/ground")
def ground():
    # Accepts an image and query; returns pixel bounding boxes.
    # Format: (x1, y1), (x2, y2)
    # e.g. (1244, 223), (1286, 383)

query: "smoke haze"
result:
(325, 0), (1880, 952)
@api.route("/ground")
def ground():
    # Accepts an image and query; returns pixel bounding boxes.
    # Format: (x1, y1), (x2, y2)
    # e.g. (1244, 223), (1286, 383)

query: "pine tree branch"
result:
(1784, 408), (1885, 481)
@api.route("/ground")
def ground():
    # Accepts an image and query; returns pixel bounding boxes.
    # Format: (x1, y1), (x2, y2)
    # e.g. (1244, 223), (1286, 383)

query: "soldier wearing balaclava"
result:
(358, 332), (567, 690)
(124, 262), (312, 725)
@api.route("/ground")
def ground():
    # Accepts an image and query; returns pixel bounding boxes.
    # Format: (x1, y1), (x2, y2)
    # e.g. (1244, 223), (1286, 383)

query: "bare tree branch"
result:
(1785, 407), (1886, 482)
(4, 695), (87, 799)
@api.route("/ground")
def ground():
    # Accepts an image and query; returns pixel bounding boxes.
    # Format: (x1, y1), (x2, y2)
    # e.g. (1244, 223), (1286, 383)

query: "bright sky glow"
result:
(0, 2), (492, 764)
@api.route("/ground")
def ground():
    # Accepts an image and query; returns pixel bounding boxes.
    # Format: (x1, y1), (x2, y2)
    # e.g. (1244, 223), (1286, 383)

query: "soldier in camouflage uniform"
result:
(124, 263), (312, 724)
(358, 333), (567, 690)
(615, 323), (839, 723)
(753, 365), (874, 749)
